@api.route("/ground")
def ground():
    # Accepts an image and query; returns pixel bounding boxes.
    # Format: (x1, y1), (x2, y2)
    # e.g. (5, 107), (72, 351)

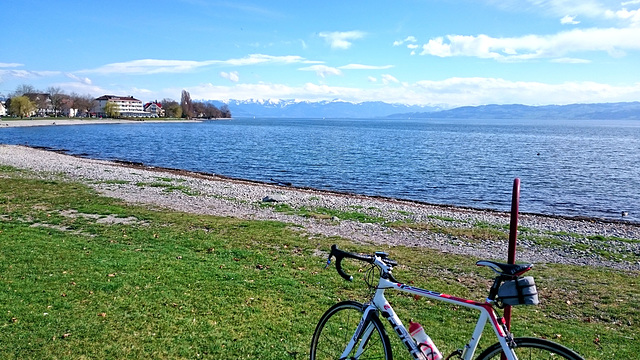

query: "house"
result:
(61, 97), (78, 117)
(93, 95), (150, 118)
(24, 93), (52, 116)
(0, 101), (6, 116)
(143, 101), (164, 117)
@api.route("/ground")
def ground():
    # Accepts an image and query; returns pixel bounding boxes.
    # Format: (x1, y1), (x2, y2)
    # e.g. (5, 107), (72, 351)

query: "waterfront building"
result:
(94, 95), (150, 118)
(144, 101), (164, 117)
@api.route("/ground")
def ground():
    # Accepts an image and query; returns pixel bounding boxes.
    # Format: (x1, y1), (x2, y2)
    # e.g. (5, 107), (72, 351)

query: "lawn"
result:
(0, 166), (637, 359)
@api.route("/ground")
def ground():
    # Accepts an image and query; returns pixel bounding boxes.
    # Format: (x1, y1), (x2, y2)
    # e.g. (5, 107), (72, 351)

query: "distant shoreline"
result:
(0, 118), (206, 128)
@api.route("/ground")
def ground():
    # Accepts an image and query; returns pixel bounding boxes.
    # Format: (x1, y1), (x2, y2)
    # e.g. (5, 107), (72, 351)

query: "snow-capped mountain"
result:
(205, 99), (445, 118)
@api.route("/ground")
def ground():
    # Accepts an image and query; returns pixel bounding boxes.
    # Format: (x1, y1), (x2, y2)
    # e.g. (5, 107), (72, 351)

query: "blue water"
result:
(1, 118), (639, 222)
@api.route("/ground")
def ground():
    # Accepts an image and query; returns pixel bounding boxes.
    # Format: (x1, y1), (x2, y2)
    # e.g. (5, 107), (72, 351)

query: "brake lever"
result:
(324, 254), (333, 269)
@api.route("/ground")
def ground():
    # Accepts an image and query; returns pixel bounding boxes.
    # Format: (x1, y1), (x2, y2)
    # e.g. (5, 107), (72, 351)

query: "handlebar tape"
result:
(329, 244), (373, 282)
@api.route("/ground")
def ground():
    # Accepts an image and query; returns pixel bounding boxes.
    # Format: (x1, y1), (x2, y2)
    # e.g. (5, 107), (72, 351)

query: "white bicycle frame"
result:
(340, 255), (519, 360)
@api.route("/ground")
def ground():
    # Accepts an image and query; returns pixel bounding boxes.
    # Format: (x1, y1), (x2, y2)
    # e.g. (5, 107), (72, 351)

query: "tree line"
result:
(4, 84), (96, 119)
(2, 85), (231, 119)
(164, 90), (231, 119)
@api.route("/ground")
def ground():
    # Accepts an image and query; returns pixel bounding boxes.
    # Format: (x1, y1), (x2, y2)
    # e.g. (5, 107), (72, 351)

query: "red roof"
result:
(95, 95), (141, 102)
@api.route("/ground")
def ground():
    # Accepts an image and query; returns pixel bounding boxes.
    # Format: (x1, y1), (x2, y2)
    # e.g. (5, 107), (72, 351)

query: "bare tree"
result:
(220, 104), (232, 118)
(12, 84), (36, 97)
(47, 86), (66, 117)
(180, 90), (194, 119)
(70, 93), (96, 117)
(192, 101), (205, 118)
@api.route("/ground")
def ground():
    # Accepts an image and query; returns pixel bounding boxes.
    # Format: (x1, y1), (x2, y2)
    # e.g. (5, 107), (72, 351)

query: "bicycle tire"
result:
(310, 300), (392, 360)
(475, 337), (584, 360)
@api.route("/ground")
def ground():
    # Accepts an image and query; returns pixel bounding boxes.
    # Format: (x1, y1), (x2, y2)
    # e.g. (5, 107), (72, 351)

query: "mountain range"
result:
(207, 99), (640, 120)
(389, 102), (640, 120)
(208, 99), (444, 118)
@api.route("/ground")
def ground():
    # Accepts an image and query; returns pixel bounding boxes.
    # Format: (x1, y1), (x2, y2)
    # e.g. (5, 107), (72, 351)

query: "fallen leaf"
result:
(98, 313), (106, 317)
(107, 273), (116, 277)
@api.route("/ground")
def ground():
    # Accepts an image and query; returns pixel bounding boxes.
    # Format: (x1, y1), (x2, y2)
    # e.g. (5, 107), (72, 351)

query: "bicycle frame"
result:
(341, 257), (518, 360)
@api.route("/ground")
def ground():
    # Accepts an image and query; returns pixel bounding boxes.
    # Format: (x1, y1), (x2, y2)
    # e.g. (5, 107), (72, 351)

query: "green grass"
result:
(0, 167), (638, 359)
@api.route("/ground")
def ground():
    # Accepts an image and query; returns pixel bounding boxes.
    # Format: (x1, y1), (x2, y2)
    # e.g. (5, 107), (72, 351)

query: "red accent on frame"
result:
(397, 283), (507, 337)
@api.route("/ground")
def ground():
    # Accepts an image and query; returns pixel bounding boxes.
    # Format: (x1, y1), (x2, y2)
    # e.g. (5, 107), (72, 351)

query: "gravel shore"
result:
(1, 144), (639, 271)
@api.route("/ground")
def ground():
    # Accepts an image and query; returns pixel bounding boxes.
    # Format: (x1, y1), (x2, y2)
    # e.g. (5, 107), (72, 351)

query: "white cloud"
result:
(298, 65), (342, 78)
(339, 64), (394, 70)
(80, 55), (321, 75)
(368, 76), (377, 82)
(0, 63), (23, 68)
(605, 7), (640, 25)
(65, 73), (92, 85)
(381, 74), (399, 85)
(411, 77), (640, 105)
(488, 0), (640, 26)
(393, 35), (418, 46)
(561, 15), (580, 24)
(82, 59), (217, 74)
(419, 27), (640, 60)
(319, 31), (366, 49)
(220, 71), (240, 82)
(0, 69), (61, 80)
(223, 54), (320, 66)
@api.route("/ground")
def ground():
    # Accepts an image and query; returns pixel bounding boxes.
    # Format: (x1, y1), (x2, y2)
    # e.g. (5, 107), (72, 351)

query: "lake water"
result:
(1, 117), (639, 222)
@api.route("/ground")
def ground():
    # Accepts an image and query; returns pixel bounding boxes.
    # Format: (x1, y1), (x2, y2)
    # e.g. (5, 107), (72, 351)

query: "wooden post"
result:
(504, 178), (520, 330)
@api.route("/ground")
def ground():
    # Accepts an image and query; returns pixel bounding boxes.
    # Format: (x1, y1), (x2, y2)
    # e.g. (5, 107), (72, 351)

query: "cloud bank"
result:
(419, 27), (640, 61)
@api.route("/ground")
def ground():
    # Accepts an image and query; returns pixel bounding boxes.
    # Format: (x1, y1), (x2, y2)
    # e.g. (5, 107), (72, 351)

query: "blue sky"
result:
(1, 0), (639, 107)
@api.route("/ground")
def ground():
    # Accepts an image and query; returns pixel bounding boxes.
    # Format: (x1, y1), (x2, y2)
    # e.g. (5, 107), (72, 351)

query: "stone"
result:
(262, 194), (287, 203)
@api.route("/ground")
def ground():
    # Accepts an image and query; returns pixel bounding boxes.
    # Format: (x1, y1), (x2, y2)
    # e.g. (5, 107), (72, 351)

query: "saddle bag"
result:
(497, 276), (539, 306)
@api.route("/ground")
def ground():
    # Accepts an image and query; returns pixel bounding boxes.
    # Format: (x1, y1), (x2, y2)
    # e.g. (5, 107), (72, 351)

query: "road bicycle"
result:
(310, 245), (584, 360)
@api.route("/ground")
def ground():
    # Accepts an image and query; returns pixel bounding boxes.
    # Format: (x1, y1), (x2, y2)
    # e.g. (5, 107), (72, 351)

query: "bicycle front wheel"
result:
(310, 300), (392, 360)
(475, 337), (584, 360)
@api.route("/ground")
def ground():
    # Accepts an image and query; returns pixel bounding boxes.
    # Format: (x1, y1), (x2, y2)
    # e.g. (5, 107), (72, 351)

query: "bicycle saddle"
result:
(476, 260), (532, 276)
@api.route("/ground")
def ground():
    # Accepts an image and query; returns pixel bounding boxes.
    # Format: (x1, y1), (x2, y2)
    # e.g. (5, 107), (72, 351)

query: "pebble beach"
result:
(1, 142), (639, 271)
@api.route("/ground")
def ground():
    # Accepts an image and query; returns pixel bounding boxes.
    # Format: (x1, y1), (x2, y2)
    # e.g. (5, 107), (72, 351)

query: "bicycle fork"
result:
(339, 304), (381, 360)
(339, 301), (428, 360)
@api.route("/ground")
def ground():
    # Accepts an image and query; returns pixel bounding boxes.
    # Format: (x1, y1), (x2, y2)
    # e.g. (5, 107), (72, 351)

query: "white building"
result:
(94, 95), (150, 118)
(0, 101), (6, 116)
(144, 101), (164, 117)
